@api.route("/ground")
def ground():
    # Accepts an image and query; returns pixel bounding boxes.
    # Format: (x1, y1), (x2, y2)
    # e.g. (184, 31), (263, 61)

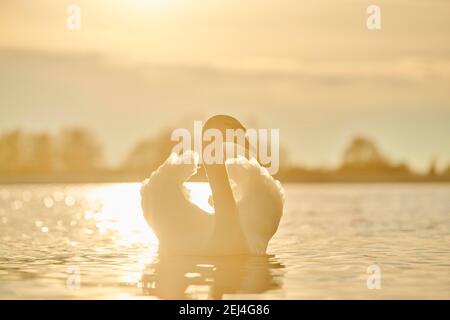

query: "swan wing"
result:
(226, 156), (284, 254)
(140, 151), (213, 254)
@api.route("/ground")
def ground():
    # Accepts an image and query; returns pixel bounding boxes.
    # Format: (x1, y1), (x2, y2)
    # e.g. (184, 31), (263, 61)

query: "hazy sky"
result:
(1, 0), (449, 171)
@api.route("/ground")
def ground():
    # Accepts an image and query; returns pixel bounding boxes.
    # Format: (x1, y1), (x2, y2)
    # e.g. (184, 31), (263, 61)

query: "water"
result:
(0, 183), (449, 299)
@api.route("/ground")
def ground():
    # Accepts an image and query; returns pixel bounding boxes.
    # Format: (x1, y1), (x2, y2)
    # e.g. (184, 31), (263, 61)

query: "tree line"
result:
(0, 128), (449, 182)
(0, 129), (101, 175)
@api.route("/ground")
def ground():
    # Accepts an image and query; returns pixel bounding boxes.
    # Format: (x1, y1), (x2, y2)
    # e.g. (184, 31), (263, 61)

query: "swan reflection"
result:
(140, 254), (284, 299)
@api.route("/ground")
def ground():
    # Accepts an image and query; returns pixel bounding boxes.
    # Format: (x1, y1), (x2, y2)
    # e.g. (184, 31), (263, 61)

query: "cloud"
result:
(1, 47), (450, 119)
(0, 47), (449, 170)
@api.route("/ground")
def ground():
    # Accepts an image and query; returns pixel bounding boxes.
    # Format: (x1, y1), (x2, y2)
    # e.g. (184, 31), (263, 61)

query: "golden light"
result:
(84, 182), (213, 248)
(110, 0), (179, 11)
(87, 183), (158, 244)
(185, 182), (214, 214)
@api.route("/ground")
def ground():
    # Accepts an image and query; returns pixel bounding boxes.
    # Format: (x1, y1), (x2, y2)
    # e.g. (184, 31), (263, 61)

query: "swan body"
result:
(141, 151), (284, 255)
(140, 115), (284, 256)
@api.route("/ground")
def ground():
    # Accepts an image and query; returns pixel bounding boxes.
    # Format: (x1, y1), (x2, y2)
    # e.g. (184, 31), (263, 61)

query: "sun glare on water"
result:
(185, 182), (214, 214)
(85, 182), (213, 247)
(86, 183), (158, 244)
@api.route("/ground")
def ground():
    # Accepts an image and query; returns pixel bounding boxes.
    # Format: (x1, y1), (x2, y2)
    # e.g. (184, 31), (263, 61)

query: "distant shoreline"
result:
(1, 173), (449, 184)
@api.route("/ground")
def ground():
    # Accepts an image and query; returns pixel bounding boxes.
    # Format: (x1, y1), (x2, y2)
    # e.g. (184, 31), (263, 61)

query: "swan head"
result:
(202, 115), (257, 161)
(202, 115), (246, 135)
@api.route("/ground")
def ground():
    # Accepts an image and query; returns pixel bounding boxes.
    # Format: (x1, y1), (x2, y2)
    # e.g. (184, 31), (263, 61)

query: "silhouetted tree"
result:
(337, 136), (413, 181)
(0, 130), (22, 173)
(31, 133), (54, 173)
(427, 157), (438, 177)
(124, 129), (177, 174)
(443, 164), (450, 177)
(59, 128), (102, 173)
(341, 136), (389, 169)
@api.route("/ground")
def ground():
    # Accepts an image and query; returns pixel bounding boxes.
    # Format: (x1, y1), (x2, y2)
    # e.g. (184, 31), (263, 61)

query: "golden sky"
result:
(0, 0), (449, 171)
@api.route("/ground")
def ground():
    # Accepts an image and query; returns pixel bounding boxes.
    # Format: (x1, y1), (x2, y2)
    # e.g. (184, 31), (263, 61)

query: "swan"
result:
(140, 115), (284, 255)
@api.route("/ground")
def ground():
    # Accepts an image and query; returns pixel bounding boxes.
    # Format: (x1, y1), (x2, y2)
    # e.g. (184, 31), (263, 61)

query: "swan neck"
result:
(204, 163), (237, 221)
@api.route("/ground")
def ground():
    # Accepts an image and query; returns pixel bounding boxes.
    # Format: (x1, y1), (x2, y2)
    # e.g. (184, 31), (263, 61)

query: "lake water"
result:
(0, 183), (449, 299)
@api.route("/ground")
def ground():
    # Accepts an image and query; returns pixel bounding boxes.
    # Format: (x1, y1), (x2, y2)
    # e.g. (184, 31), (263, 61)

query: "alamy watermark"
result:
(367, 5), (381, 30)
(171, 121), (280, 175)
(67, 265), (81, 290)
(66, 4), (81, 30)
(366, 264), (381, 289)
(64, 5), (380, 32)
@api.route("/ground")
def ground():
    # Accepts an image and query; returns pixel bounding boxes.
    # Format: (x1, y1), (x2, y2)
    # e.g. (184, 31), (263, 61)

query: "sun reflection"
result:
(82, 181), (221, 295)
(185, 182), (214, 214)
(86, 183), (158, 244)
(85, 182), (215, 246)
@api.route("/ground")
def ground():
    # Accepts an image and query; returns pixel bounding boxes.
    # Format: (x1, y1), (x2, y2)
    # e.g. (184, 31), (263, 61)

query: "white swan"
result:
(140, 115), (284, 255)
